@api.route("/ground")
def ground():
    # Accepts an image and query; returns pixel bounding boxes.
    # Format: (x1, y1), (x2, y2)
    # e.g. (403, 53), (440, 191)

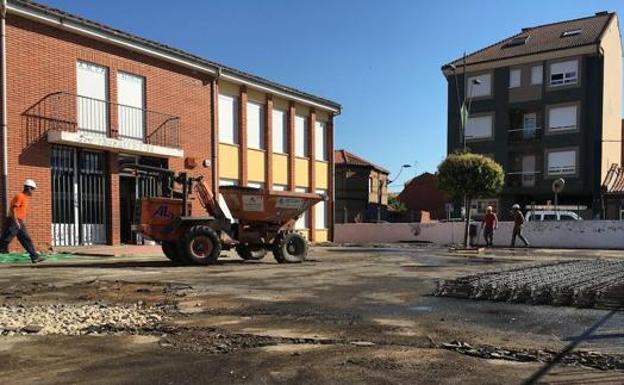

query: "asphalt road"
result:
(0, 245), (623, 384)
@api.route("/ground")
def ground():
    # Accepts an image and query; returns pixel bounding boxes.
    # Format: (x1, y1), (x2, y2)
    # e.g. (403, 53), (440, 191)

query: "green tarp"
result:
(0, 253), (72, 263)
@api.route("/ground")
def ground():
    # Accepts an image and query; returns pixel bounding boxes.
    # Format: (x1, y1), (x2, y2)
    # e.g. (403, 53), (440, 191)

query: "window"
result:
(467, 74), (491, 97)
(295, 115), (308, 157)
(521, 155), (536, 187)
(272, 184), (287, 191)
(549, 60), (578, 86)
(76, 61), (108, 135)
(247, 182), (263, 189)
(507, 35), (530, 47)
(509, 69), (521, 88)
(315, 189), (327, 229)
(246, 101), (264, 149)
(465, 114), (493, 140)
(219, 178), (238, 186)
(315, 120), (327, 161)
(559, 214), (576, 221)
(548, 105), (577, 132)
(544, 214), (557, 221)
(218, 94), (239, 144)
(561, 29), (582, 37)
(547, 149), (576, 176)
(272, 109), (287, 153)
(531, 65), (543, 85)
(117, 72), (145, 141)
(295, 187), (308, 229)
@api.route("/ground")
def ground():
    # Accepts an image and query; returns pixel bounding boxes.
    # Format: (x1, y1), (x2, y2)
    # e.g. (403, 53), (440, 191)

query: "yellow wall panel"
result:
(314, 230), (328, 243)
(273, 153), (288, 185)
(315, 161), (328, 189)
(247, 149), (265, 183)
(295, 158), (309, 187)
(219, 144), (239, 179)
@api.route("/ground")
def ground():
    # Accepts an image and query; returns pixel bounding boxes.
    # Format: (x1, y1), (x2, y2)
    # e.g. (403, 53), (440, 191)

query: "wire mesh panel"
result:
(51, 146), (78, 246)
(78, 151), (106, 245)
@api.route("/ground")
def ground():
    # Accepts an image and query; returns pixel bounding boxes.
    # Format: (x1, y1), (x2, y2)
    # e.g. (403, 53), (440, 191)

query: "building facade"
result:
(2, 0), (340, 250)
(334, 149), (389, 223)
(398, 173), (448, 221)
(443, 12), (622, 218)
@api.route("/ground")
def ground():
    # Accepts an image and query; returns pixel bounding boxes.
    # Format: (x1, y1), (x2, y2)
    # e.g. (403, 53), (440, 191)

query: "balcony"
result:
(24, 92), (183, 158)
(506, 171), (541, 188)
(508, 127), (542, 145)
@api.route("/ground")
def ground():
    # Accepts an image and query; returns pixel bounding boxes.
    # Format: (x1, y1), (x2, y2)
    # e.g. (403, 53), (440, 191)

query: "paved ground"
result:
(1, 245), (624, 384)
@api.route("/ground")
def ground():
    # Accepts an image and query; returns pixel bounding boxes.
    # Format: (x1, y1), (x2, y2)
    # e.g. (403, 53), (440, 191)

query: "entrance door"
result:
(51, 146), (107, 246)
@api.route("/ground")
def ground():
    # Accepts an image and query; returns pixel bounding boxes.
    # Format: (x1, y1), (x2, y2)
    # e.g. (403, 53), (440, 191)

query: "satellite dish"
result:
(552, 178), (565, 194)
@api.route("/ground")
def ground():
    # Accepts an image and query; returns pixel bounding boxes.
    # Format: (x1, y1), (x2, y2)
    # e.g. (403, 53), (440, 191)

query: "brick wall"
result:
(5, 15), (214, 250)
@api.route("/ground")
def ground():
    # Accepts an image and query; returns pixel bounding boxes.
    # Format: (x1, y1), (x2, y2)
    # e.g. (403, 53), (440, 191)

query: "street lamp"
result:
(380, 164), (412, 222)
(389, 164), (412, 185)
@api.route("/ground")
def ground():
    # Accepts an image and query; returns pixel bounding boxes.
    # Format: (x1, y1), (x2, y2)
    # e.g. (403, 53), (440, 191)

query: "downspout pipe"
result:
(1, 0), (8, 216)
(211, 67), (223, 195)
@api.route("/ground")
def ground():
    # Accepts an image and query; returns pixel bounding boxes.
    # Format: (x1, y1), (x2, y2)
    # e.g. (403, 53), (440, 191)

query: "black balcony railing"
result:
(508, 127), (542, 144)
(24, 92), (180, 148)
(506, 171), (541, 188)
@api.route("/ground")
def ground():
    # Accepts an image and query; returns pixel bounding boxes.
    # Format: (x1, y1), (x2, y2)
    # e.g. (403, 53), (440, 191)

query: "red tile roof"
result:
(334, 149), (389, 174)
(444, 12), (614, 68)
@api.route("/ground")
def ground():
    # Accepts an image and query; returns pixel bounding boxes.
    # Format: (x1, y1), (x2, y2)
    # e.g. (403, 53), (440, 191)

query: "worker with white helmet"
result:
(480, 206), (498, 246)
(510, 203), (529, 248)
(0, 179), (45, 263)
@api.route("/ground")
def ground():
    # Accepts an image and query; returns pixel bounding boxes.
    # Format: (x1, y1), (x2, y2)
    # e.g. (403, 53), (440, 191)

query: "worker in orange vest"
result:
(0, 179), (45, 263)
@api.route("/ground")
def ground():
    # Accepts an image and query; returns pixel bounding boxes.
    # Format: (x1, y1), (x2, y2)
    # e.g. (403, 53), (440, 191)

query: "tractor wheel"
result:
(236, 245), (267, 261)
(273, 232), (308, 263)
(162, 241), (185, 263)
(181, 225), (221, 265)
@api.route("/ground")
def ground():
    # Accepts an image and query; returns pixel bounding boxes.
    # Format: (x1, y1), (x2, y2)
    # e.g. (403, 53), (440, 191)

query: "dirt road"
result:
(0, 245), (623, 384)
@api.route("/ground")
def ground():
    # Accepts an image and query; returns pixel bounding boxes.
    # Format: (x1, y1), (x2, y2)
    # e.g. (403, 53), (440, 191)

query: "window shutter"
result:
(509, 69), (521, 88)
(295, 115), (308, 157)
(531, 65), (543, 85)
(465, 115), (493, 139)
(548, 150), (576, 175)
(218, 94), (239, 144)
(315, 121), (326, 160)
(548, 105), (577, 131)
(246, 101), (264, 149)
(272, 109), (286, 153)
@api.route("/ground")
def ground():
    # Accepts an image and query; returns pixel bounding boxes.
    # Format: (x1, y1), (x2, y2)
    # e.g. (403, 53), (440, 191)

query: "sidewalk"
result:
(54, 244), (163, 257)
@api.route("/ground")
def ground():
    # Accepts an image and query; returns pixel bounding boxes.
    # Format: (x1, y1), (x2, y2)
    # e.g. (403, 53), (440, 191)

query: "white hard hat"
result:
(486, 206), (493, 211)
(512, 204), (520, 209)
(24, 179), (37, 189)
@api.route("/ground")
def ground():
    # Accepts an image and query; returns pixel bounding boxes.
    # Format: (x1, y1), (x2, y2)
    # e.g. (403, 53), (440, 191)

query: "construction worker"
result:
(481, 206), (498, 246)
(510, 203), (529, 248)
(0, 180), (45, 263)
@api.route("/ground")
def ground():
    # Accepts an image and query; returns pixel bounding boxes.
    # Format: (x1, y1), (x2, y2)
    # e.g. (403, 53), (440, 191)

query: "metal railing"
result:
(24, 92), (180, 148)
(508, 127), (542, 144)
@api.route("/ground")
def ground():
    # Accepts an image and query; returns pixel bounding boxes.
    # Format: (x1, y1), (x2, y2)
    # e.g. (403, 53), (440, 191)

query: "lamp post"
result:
(443, 57), (481, 151)
(381, 164), (411, 222)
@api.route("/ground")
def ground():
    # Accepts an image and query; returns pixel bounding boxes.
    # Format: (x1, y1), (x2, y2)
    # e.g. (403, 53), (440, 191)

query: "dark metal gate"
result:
(51, 146), (107, 246)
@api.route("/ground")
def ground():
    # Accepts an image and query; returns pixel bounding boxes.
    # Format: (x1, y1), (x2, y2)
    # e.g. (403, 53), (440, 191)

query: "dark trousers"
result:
(0, 218), (39, 260)
(511, 225), (529, 247)
(483, 227), (494, 246)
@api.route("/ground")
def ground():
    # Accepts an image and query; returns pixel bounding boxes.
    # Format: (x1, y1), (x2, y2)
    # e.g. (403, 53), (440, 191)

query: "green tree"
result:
(388, 195), (406, 212)
(437, 152), (505, 247)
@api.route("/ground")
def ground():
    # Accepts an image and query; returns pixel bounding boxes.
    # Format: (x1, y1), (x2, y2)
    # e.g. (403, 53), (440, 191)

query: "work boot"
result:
(31, 256), (46, 264)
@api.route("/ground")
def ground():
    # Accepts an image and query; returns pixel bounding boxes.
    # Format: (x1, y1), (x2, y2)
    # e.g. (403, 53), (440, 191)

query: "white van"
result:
(526, 210), (581, 222)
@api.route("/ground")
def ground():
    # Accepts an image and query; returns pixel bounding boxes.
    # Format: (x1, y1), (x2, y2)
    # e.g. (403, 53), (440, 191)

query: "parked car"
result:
(526, 210), (581, 222)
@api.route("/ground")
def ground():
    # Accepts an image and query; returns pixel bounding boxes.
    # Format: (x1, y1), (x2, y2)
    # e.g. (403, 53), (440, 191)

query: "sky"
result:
(40, 0), (624, 190)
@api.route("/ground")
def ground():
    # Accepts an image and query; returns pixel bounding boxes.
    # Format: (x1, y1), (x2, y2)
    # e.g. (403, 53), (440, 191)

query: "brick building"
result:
(1, 0), (340, 250)
(397, 173), (449, 221)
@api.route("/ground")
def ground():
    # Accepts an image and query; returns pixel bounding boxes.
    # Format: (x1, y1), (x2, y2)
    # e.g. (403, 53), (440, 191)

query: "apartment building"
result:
(1, 0), (340, 250)
(334, 149), (389, 223)
(442, 12), (621, 218)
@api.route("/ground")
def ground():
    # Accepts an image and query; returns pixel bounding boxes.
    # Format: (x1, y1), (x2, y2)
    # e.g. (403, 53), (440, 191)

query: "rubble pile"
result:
(434, 259), (624, 309)
(0, 303), (165, 336)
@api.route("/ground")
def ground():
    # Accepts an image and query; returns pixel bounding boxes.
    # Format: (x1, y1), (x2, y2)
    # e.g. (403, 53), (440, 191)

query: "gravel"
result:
(0, 303), (165, 336)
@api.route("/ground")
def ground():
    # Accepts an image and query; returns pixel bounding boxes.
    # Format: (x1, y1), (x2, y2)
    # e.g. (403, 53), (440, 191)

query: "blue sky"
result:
(40, 0), (624, 190)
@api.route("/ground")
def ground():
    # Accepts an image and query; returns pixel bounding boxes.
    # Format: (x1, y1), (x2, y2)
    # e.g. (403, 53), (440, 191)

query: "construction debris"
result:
(434, 259), (624, 309)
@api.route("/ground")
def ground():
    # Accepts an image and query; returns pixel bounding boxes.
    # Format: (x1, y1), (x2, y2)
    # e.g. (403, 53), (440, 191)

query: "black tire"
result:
(236, 245), (267, 261)
(162, 241), (184, 263)
(273, 232), (308, 263)
(180, 225), (221, 265)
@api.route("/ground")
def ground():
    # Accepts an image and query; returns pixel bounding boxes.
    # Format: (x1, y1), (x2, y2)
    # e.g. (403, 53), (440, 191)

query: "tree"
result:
(388, 195), (407, 213)
(437, 152), (505, 248)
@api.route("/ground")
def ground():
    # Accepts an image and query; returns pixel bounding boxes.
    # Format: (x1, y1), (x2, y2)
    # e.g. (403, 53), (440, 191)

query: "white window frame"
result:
(247, 181), (263, 189)
(314, 120), (327, 161)
(509, 69), (521, 88)
(246, 100), (265, 150)
(315, 189), (327, 229)
(272, 184), (287, 191)
(219, 178), (238, 186)
(546, 149), (577, 176)
(549, 59), (578, 87)
(272, 108), (287, 154)
(465, 113), (494, 141)
(295, 115), (309, 157)
(76, 61), (108, 135)
(547, 104), (578, 133)
(531, 65), (543, 85)
(117, 71), (145, 141)
(218, 94), (239, 145)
